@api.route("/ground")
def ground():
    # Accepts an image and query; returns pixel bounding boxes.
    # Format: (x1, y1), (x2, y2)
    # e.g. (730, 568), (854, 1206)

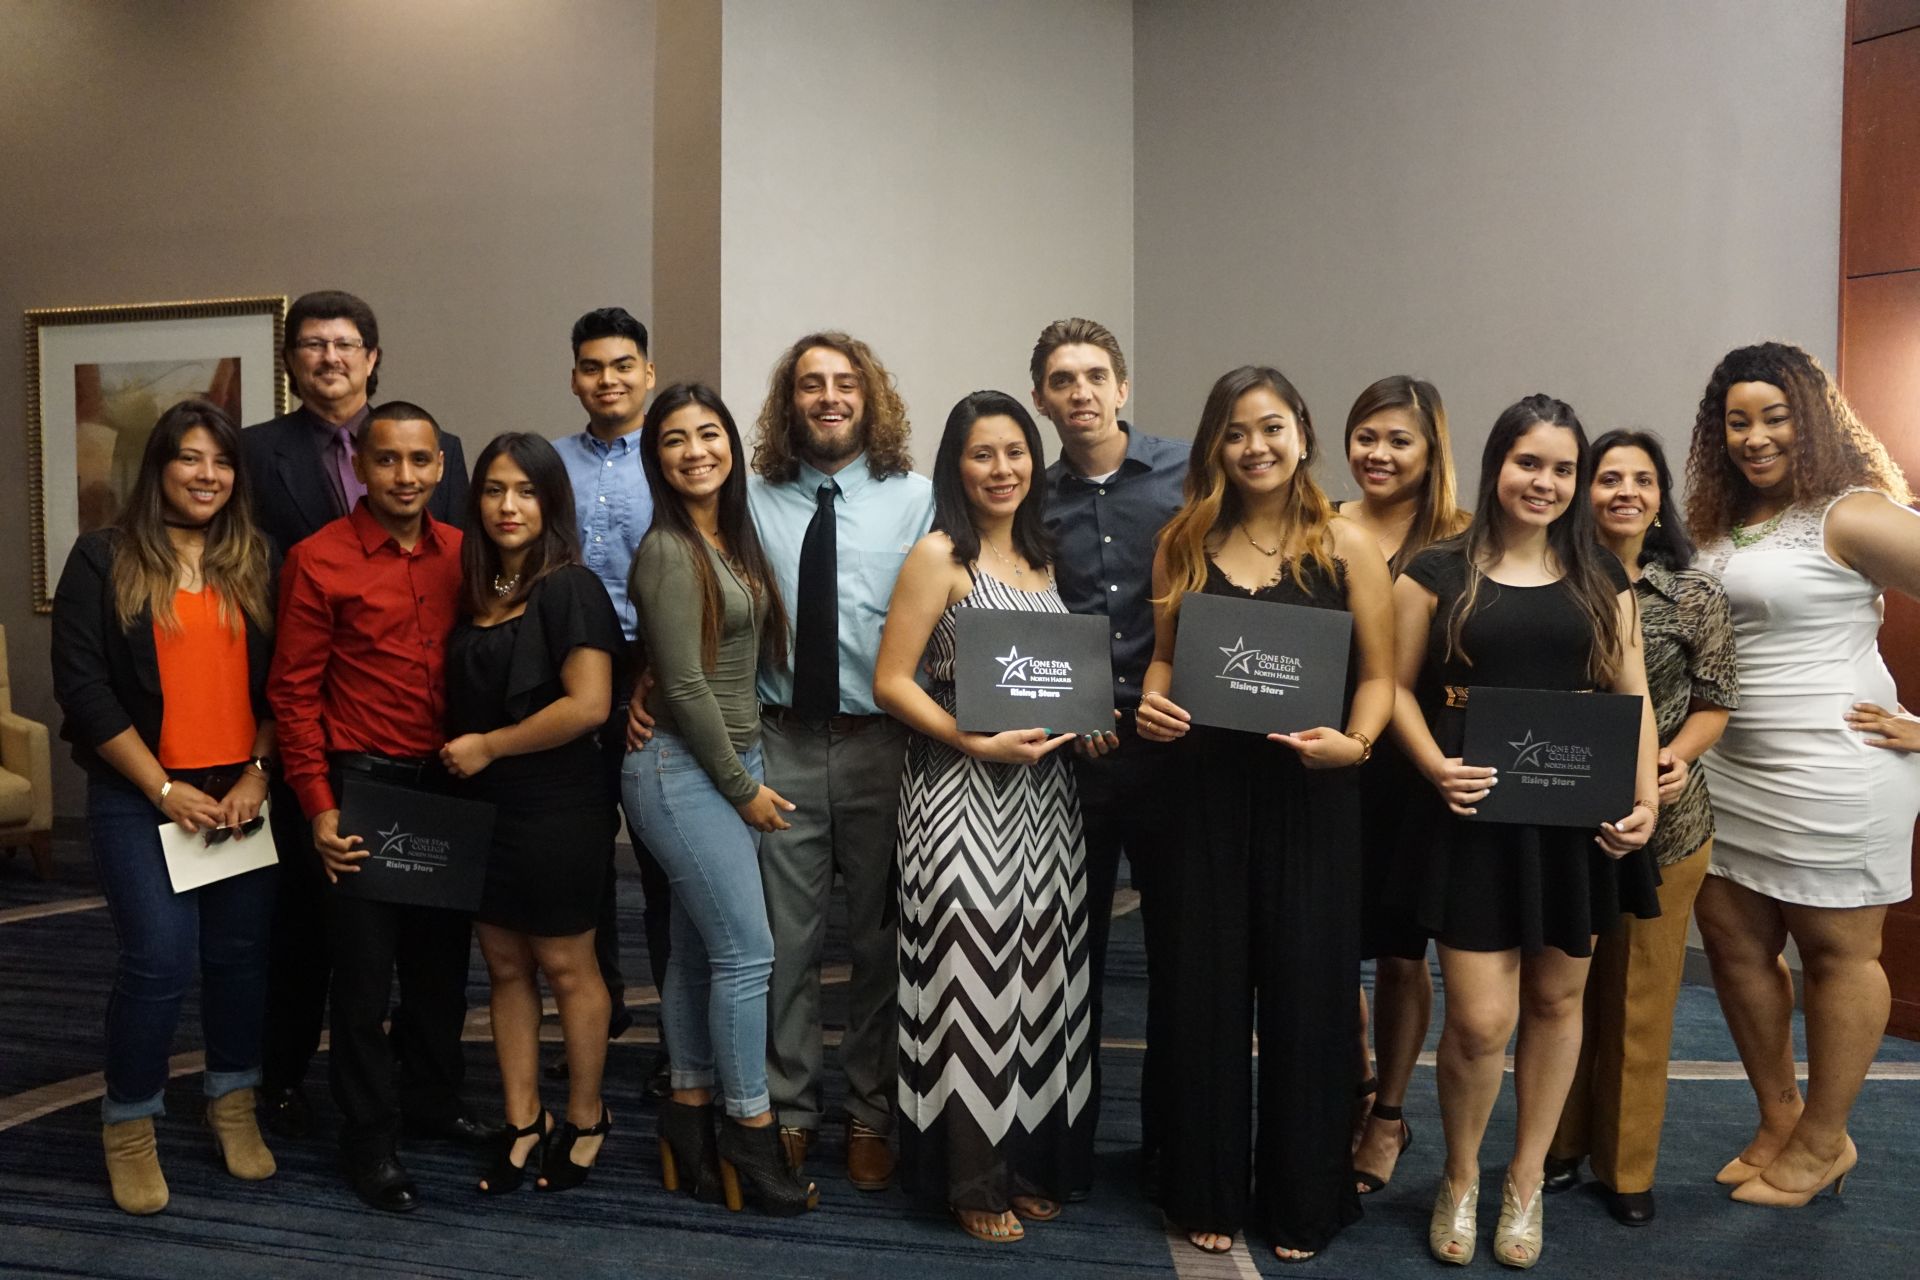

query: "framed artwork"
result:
(25, 295), (288, 612)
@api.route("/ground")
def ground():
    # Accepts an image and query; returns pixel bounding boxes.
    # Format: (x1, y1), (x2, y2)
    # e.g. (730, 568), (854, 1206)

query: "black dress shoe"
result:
(348, 1154), (420, 1213)
(259, 1085), (314, 1140)
(404, 1113), (504, 1147)
(1543, 1155), (1581, 1194)
(643, 1054), (671, 1102)
(1605, 1188), (1656, 1226)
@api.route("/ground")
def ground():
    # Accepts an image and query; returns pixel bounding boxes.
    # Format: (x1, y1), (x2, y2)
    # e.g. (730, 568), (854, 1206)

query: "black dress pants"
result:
(1072, 720), (1178, 1158)
(327, 890), (472, 1162)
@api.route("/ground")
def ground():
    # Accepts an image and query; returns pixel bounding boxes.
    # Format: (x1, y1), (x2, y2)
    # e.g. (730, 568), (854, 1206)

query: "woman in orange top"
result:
(52, 399), (280, 1216)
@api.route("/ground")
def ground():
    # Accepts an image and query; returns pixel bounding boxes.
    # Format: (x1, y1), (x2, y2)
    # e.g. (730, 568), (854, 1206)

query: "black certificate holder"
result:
(1168, 591), (1353, 736)
(954, 607), (1116, 736)
(1461, 686), (1641, 829)
(333, 775), (496, 912)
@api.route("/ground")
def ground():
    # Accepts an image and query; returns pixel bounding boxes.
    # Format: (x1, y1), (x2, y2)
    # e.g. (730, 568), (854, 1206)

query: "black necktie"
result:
(793, 480), (839, 721)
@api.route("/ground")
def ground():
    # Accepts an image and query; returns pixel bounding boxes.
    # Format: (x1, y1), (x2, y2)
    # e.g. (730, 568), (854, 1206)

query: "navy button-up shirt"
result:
(557, 426), (653, 641)
(1043, 423), (1189, 709)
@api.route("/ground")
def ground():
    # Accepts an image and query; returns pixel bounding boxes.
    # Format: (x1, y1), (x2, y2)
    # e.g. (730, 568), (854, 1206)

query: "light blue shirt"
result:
(557, 427), (653, 641)
(749, 455), (934, 715)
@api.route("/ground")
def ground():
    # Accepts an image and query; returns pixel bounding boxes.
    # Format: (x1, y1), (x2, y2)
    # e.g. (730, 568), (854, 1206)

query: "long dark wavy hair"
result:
(1439, 394), (1626, 686)
(1155, 365), (1338, 612)
(112, 398), (273, 633)
(1342, 374), (1470, 575)
(750, 332), (913, 484)
(1590, 429), (1695, 570)
(461, 433), (583, 618)
(641, 382), (789, 671)
(930, 391), (1054, 570)
(1685, 341), (1910, 541)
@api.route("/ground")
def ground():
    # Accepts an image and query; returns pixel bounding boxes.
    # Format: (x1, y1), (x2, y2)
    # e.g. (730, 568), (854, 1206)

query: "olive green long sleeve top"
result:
(629, 530), (767, 805)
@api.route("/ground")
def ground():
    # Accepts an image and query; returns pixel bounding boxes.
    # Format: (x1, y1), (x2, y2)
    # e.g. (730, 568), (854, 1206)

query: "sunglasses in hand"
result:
(203, 815), (267, 846)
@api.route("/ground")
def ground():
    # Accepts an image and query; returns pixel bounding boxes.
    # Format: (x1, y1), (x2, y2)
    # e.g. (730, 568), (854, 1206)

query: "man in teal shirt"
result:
(747, 332), (932, 1190)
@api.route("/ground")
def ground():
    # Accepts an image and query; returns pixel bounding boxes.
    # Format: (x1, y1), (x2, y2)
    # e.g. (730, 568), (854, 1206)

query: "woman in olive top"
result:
(621, 382), (816, 1217)
(51, 399), (280, 1215)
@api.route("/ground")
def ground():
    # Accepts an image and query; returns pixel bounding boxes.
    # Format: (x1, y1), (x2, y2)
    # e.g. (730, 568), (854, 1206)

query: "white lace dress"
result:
(1699, 489), (1920, 906)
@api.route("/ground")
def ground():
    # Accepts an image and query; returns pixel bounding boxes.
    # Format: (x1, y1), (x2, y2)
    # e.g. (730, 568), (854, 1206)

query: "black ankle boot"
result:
(716, 1118), (820, 1217)
(658, 1100), (725, 1204)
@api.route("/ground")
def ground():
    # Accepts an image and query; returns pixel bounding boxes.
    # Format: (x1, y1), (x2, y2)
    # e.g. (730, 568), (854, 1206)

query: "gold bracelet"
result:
(156, 779), (173, 804)
(1346, 730), (1374, 764)
(1633, 797), (1657, 812)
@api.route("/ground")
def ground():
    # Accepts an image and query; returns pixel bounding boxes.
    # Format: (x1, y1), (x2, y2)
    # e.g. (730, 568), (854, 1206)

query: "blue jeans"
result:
(87, 771), (278, 1123)
(622, 732), (773, 1118)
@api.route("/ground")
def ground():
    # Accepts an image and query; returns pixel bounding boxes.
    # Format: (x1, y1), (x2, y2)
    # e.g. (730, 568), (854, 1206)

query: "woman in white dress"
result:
(1686, 341), (1920, 1208)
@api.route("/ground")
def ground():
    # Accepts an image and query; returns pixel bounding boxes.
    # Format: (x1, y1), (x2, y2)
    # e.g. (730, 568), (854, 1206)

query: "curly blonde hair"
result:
(1685, 341), (1911, 541)
(750, 332), (913, 483)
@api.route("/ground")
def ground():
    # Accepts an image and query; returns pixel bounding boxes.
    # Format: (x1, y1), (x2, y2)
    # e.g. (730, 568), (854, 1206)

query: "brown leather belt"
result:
(1444, 685), (1593, 709)
(762, 704), (889, 735)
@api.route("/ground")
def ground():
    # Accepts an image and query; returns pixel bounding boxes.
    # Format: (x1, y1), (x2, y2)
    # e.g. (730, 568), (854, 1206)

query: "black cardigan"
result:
(51, 528), (276, 783)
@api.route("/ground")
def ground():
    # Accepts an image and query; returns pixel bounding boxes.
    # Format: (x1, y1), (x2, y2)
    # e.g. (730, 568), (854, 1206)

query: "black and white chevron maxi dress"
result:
(895, 569), (1095, 1212)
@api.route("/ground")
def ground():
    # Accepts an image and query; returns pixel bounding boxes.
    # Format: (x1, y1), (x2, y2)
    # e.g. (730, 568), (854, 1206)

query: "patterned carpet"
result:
(3, 827), (1917, 1280)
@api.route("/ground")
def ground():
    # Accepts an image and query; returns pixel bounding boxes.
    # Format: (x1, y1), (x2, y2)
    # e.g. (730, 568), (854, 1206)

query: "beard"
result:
(795, 413), (864, 466)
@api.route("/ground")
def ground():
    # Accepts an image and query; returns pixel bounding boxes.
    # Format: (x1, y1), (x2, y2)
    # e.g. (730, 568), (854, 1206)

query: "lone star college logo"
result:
(377, 821), (414, 858)
(996, 645), (1034, 684)
(1218, 636), (1259, 676)
(1508, 730), (1551, 770)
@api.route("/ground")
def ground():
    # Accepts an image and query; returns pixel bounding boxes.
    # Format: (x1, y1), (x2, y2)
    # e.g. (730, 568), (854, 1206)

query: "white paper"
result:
(159, 797), (279, 893)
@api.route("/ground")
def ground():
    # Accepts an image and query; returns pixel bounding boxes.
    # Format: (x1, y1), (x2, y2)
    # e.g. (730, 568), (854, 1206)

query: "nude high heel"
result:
(1714, 1155), (1765, 1186)
(1493, 1175), (1545, 1269)
(1429, 1174), (1479, 1266)
(1729, 1136), (1857, 1207)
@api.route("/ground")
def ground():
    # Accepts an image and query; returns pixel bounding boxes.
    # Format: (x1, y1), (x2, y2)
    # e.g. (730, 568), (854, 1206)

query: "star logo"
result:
(376, 821), (412, 857)
(1218, 636), (1259, 676)
(996, 645), (1033, 683)
(1508, 730), (1551, 770)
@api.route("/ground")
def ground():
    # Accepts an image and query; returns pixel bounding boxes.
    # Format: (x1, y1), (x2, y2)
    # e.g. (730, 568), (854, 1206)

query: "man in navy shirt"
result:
(1031, 317), (1186, 1184)
(553, 307), (672, 1092)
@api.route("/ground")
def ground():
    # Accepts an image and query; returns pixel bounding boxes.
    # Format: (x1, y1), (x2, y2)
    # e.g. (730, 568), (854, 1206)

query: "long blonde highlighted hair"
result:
(111, 399), (273, 634)
(1156, 365), (1338, 615)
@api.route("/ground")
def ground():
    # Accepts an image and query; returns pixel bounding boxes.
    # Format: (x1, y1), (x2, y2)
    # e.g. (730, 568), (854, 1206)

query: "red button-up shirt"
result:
(269, 502), (465, 818)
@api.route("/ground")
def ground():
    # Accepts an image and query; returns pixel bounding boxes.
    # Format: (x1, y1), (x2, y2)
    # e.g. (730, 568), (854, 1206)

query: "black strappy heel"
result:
(477, 1110), (550, 1195)
(536, 1108), (612, 1193)
(1354, 1102), (1413, 1194)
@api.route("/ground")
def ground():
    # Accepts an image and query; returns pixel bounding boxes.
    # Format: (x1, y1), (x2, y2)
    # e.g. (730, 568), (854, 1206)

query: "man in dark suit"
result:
(243, 291), (474, 1142)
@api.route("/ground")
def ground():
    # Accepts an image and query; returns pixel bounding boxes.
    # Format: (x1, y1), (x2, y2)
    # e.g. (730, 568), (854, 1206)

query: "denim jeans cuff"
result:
(101, 1088), (166, 1125)
(723, 1089), (772, 1120)
(204, 1067), (263, 1100)
(670, 1067), (717, 1092)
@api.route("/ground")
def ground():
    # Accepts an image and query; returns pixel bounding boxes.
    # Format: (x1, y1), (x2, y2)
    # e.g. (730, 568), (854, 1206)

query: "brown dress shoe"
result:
(846, 1118), (894, 1191)
(778, 1125), (811, 1171)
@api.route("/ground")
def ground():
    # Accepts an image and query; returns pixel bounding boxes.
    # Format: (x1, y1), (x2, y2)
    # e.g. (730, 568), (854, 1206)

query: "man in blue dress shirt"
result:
(747, 332), (933, 1190)
(1031, 317), (1187, 1185)
(553, 307), (671, 1089)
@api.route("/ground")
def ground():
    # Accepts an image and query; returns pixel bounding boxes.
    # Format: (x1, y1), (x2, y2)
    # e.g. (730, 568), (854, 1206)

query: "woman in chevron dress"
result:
(874, 391), (1106, 1244)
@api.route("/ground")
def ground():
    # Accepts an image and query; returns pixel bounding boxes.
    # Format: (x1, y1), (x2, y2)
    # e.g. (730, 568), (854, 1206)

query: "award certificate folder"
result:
(954, 608), (1115, 735)
(160, 797), (280, 893)
(1169, 592), (1353, 735)
(1462, 687), (1640, 829)
(332, 776), (495, 912)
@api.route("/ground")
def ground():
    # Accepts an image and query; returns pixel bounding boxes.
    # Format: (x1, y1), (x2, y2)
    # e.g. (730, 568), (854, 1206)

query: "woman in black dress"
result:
(1392, 396), (1659, 1268)
(1136, 365), (1396, 1263)
(439, 432), (623, 1194)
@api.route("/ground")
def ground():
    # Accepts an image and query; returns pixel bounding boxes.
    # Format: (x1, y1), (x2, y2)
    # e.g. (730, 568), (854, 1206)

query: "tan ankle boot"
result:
(207, 1088), (277, 1180)
(102, 1117), (169, 1214)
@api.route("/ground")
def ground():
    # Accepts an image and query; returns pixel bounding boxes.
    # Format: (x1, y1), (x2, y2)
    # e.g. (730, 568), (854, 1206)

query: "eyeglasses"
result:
(203, 815), (267, 846)
(292, 338), (367, 355)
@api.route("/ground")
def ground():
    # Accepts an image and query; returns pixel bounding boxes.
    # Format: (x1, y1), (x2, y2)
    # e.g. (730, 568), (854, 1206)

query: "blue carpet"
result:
(3, 833), (1916, 1279)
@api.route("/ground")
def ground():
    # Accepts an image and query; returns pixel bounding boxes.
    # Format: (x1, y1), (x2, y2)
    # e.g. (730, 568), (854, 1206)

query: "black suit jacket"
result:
(51, 529), (278, 784)
(241, 407), (469, 556)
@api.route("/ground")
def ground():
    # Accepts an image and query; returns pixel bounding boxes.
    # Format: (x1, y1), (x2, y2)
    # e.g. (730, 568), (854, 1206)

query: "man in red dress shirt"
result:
(268, 402), (477, 1213)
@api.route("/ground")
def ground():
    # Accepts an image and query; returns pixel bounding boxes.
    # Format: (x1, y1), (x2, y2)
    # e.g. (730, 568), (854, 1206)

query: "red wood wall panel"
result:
(1848, 0), (1920, 42)
(1841, 34), (1920, 276)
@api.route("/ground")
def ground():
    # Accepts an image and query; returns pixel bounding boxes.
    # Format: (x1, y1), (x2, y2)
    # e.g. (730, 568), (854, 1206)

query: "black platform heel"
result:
(477, 1110), (550, 1195)
(536, 1108), (611, 1193)
(716, 1118), (820, 1216)
(659, 1099), (726, 1204)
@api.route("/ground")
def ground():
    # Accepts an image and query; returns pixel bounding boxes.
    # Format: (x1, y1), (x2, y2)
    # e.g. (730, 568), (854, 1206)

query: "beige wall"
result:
(1133, 0), (1844, 490)
(716, 0), (1135, 466)
(1, 0), (656, 813)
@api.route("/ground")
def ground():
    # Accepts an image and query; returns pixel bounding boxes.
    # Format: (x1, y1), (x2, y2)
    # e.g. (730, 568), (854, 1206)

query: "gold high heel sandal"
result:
(1428, 1175), (1479, 1266)
(1493, 1175), (1545, 1270)
(1729, 1136), (1857, 1208)
(1714, 1155), (1765, 1186)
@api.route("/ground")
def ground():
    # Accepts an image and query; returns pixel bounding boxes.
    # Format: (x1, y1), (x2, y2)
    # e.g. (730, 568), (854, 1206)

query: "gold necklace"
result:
(1240, 523), (1281, 557)
(983, 537), (1027, 579)
(1730, 508), (1786, 549)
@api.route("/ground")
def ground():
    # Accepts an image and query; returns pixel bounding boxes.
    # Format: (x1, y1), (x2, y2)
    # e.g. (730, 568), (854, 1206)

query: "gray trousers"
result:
(758, 714), (907, 1134)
